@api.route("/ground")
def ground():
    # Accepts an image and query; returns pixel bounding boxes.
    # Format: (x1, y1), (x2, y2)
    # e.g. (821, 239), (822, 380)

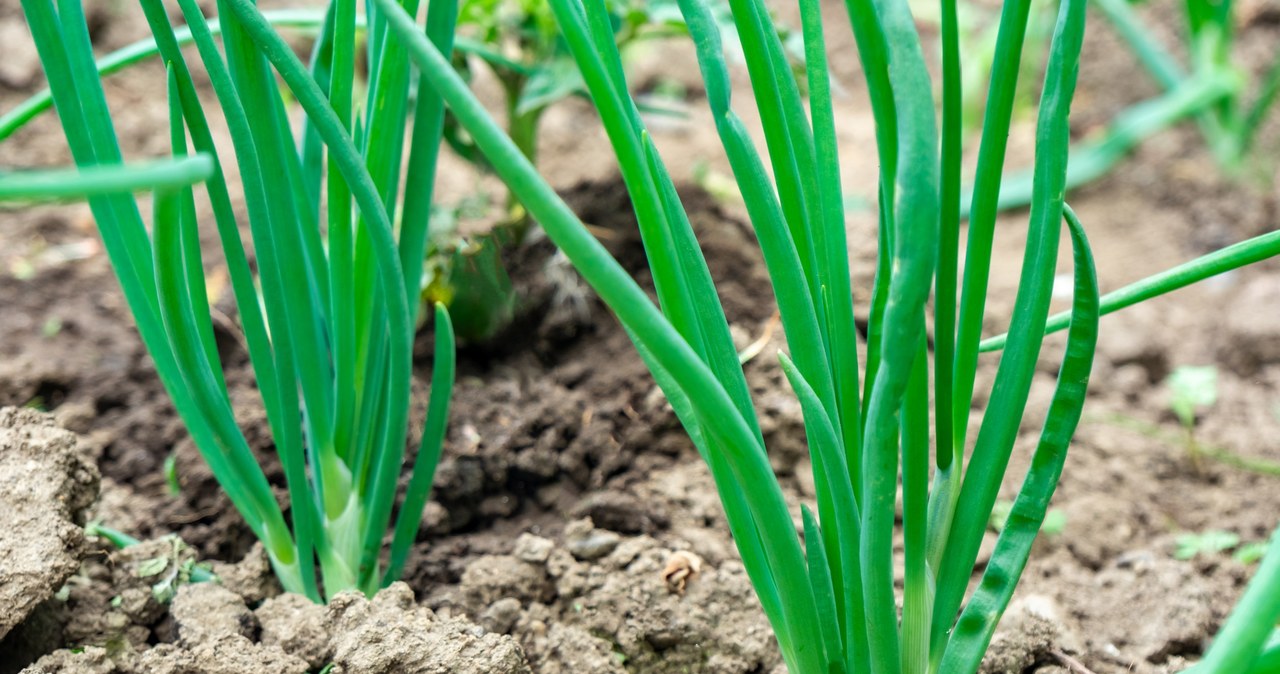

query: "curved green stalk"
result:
(981, 228), (1280, 352)
(383, 305), (456, 586)
(0, 156), (213, 201)
(941, 205), (1099, 672)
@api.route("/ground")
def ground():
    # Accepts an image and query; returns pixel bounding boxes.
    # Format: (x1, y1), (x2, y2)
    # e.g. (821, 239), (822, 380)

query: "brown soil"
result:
(2, 0), (1279, 672)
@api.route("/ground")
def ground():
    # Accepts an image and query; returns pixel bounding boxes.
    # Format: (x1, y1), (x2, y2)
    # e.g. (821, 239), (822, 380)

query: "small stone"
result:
(479, 598), (523, 635)
(0, 21), (41, 89)
(461, 556), (552, 606)
(514, 534), (554, 564)
(566, 530), (621, 561)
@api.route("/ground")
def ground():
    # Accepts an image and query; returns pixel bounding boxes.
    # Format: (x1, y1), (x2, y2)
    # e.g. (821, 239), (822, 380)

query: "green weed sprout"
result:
(1167, 364), (1217, 467)
(1095, 362), (1280, 475)
(361, 0), (1280, 667)
(17, 0), (458, 602)
(1168, 365), (1219, 427)
(982, 0), (1280, 212)
(1174, 529), (1239, 560)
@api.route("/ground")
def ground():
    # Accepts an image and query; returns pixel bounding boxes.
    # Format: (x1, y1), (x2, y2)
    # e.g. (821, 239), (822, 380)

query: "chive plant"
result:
(16, 0), (458, 602)
(360, 0), (1278, 671)
(372, 0), (1106, 670)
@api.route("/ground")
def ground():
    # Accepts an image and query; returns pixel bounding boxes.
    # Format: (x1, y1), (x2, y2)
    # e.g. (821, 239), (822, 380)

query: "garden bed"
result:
(0, 0), (1278, 671)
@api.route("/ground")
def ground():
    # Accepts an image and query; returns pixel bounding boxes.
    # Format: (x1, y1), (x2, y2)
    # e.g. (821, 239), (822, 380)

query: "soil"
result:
(2, 0), (1280, 672)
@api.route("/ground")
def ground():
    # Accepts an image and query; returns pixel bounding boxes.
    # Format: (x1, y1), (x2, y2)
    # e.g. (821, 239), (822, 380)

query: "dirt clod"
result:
(206, 543), (276, 605)
(170, 584), (254, 645)
(981, 595), (1074, 674)
(254, 592), (331, 669)
(0, 407), (99, 640)
(135, 635), (309, 674)
(327, 583), (531, 674)
(22, 647), (117, 674)
(460, 554), (553, 606)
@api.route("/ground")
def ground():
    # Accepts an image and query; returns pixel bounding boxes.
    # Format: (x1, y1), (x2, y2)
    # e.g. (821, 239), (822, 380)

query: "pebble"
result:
(566, 530), (621, 561)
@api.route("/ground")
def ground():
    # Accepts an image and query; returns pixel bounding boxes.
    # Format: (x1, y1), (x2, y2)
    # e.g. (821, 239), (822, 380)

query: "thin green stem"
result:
(0, 156), (213, 201)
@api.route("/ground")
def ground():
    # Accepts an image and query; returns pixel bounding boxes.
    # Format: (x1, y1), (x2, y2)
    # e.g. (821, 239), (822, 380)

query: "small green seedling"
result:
(1175, 529), (1240, 560)
(1167, 364), (1218, 468)
(133, 538), (210, 603)
(87, 523), (218, 585)
(989, 498), (1066, 536)
(1168, 365), (1218, 427)
(163, 452), (181, 497)
(1234, 541), (1269, 565)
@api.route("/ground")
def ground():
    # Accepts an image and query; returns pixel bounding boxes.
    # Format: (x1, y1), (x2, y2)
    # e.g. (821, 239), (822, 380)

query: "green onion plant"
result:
(1094, 0), (1280, 170)
(16, 0), (459, 602)
(380, 0), (1106, 668)
(366, 0), (1280, 668)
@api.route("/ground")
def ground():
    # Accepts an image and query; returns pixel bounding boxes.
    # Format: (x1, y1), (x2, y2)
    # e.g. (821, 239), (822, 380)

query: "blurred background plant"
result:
(1088, 362), (1280, 476)
(425, 0), (734, 341)
(970, 0), (1280, 214)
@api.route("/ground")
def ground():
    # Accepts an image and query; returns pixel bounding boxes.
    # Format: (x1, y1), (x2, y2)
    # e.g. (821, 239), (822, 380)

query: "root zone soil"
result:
(1, 0), (1279, 672)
